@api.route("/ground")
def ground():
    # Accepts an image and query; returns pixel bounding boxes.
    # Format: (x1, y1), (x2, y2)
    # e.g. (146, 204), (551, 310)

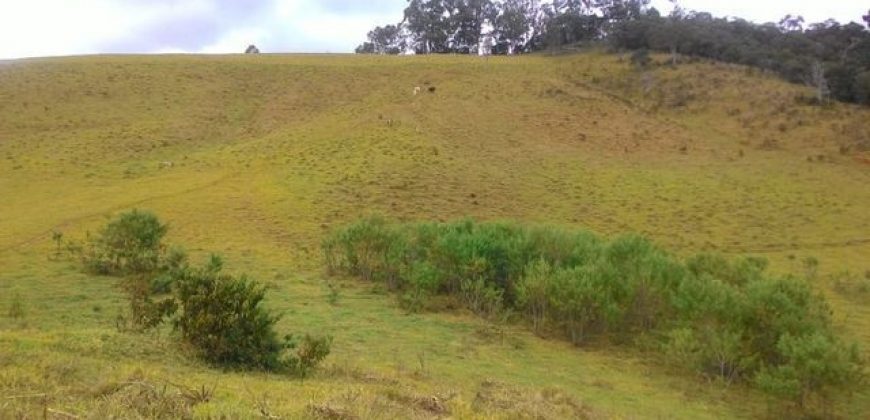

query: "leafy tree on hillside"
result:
(453, 0), (497, 53)
(778, 14), (805, 32)
(494, 0), (534, 54)
(365, 24), (404, 54)
(809, 60), (831, 103)
(355, 42), (375, 54)
(647, 0), (688, 64)
(404, 0), (451, 53)
(82, 210), (168, 275)
(542, 0), (600, 49)
(592, 0), (650, 24)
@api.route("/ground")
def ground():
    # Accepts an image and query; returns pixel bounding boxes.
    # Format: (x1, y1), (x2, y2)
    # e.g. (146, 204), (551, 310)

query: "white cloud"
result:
(0, 0), (866, 59)
(0, 0), (220, 58)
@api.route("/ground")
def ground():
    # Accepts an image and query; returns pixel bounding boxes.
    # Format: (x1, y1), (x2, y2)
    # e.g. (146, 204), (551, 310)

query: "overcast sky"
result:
(0, 1), (867, 59)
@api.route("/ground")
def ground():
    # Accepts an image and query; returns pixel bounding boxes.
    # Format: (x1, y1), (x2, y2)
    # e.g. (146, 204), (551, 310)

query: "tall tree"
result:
(404, 0), (451, 53)
(493, 0), (545, 54)
(552, 0), (592, 15)
(451, 0), (497, 53)
(655, 0), (687, 64)
(366, 24), (404, 54)
(355, 42), (375, 54)
(545, 0), (600, 47)
(593, 0), (650, 23)
(809, 60), (831, 103)
(778, 14), (806, 32)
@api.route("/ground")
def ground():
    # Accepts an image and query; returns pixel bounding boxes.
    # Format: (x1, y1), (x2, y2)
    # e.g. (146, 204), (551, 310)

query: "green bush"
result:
(7, 292), (25, 319)
(117, 277), (178, 332)
(174, 256), (289, 370)
(150, 246), (190, 294)
(756, 333), (863, 408)
(515, 259), (552, 333)
(325, 218), (863, 409)
(174, 256), (331, 372)
(286, 334), (334, 379)
(322, 216), (405, 287)
(399, 261), (441, 312)
(547, 266), (617, 344)
(81, 210), (168, 276)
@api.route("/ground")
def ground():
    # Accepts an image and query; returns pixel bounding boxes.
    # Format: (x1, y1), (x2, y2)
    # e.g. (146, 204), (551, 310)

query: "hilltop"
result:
(1, 52), (868, 418)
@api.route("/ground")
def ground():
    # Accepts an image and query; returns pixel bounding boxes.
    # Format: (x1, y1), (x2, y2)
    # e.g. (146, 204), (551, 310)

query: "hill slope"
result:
(1, 52), (868, 418)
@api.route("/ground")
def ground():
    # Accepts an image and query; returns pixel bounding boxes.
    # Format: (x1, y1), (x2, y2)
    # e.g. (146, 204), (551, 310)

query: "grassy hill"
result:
(1, 52), (868, 418)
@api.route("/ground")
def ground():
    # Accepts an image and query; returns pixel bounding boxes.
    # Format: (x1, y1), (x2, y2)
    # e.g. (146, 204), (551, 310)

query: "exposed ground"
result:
(1, 52), (868, 418)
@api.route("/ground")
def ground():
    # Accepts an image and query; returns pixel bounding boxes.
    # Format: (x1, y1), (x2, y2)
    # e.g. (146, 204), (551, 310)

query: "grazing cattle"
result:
(413, 86), (421, 96)
(159, 161), (174, 168)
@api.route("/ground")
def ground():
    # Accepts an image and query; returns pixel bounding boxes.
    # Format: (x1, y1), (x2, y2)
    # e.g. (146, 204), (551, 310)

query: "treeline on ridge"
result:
(323, 217), (864, 413)
(356, 0), (870, 105)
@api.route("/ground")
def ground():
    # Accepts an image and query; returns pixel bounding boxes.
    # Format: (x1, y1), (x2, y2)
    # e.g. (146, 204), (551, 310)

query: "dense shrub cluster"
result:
(324, 217), (863, 409)
(73, 210), (331, 375)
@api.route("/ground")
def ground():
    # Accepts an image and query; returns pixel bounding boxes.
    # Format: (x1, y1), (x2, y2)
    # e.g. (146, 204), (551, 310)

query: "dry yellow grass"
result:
(1, 52), (868, 418)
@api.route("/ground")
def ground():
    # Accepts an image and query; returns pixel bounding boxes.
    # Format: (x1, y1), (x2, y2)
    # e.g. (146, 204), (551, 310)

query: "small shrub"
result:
(150, 246), (189, 294)
(286, 334), (333, 378)
(51, 230), (64, 259)
(400, 261), (440, 313)
(831, 271), (870, 302)
(802, 257), (819, 281)
(695, 327), (748, 383)
(516, 259), (552, 333)
(118, 277), (178, 332)
(664, 328), (702, 367)
(81, 210), (168, 276)
(460, 277), (504, 319)
(174, 256), (331, 373)
(174, 258), (288, 370)
(7, 293), (25, 319)
(325, 280), (340, 306)
(756, 333), (863, 410)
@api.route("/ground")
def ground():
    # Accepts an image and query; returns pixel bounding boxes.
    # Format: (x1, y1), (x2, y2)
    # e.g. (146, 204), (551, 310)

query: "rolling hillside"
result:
(1, 52), (868, 418)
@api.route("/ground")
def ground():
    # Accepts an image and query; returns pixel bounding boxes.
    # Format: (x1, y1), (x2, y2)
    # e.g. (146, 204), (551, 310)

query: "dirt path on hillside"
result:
(0, 172), (238, 255)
